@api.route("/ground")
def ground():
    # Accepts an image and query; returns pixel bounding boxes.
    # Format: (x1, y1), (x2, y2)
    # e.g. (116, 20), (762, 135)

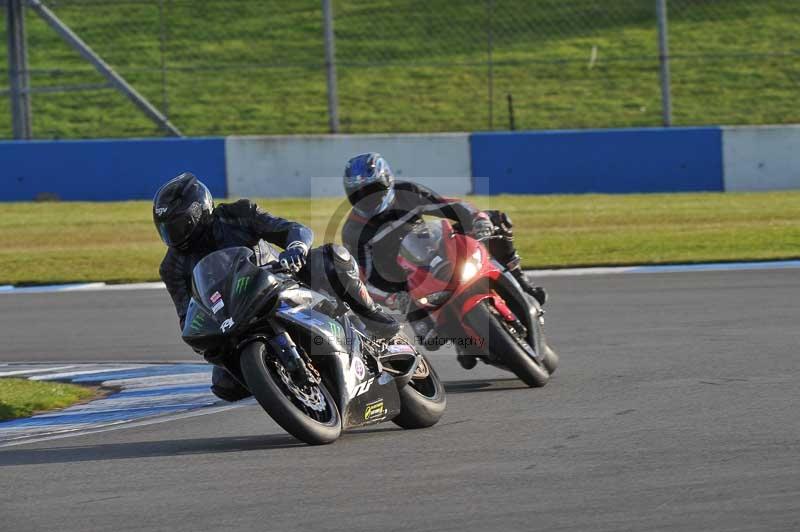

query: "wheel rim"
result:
(408, 356), (439, 398)
(381, 353), (439, 399)
(492, 307), (542, 365)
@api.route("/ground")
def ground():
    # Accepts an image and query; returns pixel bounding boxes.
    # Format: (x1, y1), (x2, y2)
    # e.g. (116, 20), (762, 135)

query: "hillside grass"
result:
(0, 378), (96, 421)
(0, 0), (797, 138)
(1, 192), (798, 286)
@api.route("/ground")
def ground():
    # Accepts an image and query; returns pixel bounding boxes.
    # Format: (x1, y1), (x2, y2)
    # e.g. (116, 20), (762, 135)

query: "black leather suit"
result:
(160, 199), (368, 329)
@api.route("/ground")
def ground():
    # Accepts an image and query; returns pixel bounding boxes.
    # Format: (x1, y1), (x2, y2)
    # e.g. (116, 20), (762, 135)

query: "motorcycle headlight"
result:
(417, 290), (453, 308)
(461, 248), (483, 282)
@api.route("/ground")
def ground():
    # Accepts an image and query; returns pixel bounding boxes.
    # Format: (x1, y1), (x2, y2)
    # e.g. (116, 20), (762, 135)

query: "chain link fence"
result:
(0, 0), (797, 139)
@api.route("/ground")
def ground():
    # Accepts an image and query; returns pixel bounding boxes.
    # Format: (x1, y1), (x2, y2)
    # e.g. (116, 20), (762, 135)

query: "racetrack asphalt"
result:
(1, 269), (798, 531)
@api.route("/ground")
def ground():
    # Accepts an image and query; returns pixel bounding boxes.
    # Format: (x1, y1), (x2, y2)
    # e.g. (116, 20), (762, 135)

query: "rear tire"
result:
(465, 300), (550, 387)
(240, 341), (341, 445)
(391, 354), (446, 429)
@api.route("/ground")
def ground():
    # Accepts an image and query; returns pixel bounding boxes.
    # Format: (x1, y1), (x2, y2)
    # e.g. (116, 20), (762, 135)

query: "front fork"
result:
(454, 273), (543, 354)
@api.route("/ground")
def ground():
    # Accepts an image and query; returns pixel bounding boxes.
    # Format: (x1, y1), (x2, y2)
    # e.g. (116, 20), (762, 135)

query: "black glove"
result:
(279, 241), (308, 272)
(470, 216), (494, 240)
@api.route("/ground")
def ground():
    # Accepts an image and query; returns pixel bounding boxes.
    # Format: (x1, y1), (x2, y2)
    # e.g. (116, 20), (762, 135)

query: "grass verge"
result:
(1, 191), (799, 286)
(0, 378), (96, 421)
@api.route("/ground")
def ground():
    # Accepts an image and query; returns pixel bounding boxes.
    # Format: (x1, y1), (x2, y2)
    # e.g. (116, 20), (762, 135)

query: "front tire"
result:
(542, 343), (559, 375)
(465, 300), (550, 387)
(391, 354), (446, 429)
(240, 341), (341, 445)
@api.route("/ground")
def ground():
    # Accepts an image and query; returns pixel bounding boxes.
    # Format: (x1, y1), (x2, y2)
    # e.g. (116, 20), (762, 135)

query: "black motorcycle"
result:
(181, 246), (446, 445)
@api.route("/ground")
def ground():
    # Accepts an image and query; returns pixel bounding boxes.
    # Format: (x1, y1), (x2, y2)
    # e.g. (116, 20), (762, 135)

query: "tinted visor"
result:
(157, 216), (196, 248)
(350, 181), (391, 216)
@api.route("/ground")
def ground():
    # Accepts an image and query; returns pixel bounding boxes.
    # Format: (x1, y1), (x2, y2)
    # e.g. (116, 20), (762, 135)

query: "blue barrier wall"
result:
(0, 137), (226, 201)
(0, 127), (749, 201)
(471, 127), (724, 195)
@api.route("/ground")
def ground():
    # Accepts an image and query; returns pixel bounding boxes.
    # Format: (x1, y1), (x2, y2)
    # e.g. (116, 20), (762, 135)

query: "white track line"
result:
(0, 401), (250, 448)
(528, 266), (638, 277)
(2, 260), (800, 296)
(30, 365), (147, 381)
(0, 365), (77, 377)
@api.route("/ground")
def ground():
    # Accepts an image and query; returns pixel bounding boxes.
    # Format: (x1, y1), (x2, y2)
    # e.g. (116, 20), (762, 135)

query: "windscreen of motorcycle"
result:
(399, 221), (443, 266)
(186, 247), (279, 337)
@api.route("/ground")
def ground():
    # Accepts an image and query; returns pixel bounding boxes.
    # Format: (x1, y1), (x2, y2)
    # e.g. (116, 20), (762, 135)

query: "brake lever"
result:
(265, 260), (291, 274)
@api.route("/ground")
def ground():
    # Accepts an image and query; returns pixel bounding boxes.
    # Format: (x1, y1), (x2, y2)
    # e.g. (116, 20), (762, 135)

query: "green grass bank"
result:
(1, 0), (797, 138)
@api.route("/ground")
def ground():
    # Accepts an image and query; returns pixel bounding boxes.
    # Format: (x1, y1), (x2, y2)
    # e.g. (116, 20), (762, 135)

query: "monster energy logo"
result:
(328, 321), (344, 341)
(235, 276), (251, 295)
(190, 313), (206, 331)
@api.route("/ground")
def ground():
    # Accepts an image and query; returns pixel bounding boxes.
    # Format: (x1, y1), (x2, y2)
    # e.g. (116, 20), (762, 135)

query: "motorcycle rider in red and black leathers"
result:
(154, 172), (400, 401)
(340, 153), (546, 368)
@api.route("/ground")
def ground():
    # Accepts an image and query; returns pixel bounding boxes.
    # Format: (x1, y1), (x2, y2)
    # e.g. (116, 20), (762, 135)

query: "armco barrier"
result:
(470, 128), (724, 195)
(722, 125), (800, 192)
(0, 137), (226, 201)
(225, 134), (472, 198)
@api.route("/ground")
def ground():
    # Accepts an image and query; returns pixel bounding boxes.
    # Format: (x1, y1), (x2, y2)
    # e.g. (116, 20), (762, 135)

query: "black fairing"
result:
(182, 247), (280, 353)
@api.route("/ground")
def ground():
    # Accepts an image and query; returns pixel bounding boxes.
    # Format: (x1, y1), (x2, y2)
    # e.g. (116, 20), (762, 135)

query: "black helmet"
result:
(152, 172), (213, 251)
(343, 153), (395, 217)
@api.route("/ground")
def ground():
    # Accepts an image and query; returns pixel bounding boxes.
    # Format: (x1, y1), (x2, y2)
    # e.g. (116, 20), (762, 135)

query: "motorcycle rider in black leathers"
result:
(340, 153), (546, 368)
(154, 172), (400, 401)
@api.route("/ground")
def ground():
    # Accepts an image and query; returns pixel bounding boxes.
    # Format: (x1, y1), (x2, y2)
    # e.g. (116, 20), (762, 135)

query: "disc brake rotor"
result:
(274, 361), (327, 412)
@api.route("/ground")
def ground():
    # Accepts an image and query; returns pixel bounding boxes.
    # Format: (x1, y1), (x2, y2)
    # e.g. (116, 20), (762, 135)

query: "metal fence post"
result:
(7, 0), (33, 139)
(656, 0), (673, 126)
(486, 0), (494, 130)
(322, 0), (339, 133)
(158, 0), (169, 118)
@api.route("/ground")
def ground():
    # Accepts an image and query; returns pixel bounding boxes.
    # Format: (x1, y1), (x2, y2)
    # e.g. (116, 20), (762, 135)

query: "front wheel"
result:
(240, 341), (341, 445)
(542, 343), (559, 375)
(465, 300), (550, 388)
(390, 354), (446, 429)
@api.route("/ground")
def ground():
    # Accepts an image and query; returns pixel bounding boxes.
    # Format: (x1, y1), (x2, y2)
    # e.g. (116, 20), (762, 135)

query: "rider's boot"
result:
(410, 312), (440, 351)
(345, 284), (401, 339)
(457, 353), (478, 370)
(210, 366), (252, 402)
(481, 212), (548, 307)
(510, 266), (547, 306)
(356, 303), (401, 340)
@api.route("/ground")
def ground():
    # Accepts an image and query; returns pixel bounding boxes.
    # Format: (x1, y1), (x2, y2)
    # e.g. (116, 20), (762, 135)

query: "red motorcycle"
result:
(368, 206), (559, 387)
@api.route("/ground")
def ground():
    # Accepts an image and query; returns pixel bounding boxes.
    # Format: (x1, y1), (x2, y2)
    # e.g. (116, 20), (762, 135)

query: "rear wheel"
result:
(387, 353), (446, 429)
(240, 341), (341, 445)
(465, 300), (550, 387)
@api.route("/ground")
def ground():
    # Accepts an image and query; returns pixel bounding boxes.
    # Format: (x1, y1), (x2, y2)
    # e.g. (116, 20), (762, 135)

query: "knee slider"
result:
(329, 243), (352, 264)
(322, 244), (358, 290)
(329, 244), (359, 280)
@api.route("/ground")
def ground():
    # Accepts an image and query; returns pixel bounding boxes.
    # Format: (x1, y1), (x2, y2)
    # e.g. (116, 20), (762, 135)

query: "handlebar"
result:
(367, 204), (502, 249)
(367, 204), (472, 248)
(263, 260), (293, 274)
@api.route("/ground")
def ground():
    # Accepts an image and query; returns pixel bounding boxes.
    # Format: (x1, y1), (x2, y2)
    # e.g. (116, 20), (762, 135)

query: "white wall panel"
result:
(226, 133), (472, 198)
(723, 125), (800, 191)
